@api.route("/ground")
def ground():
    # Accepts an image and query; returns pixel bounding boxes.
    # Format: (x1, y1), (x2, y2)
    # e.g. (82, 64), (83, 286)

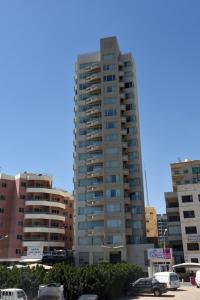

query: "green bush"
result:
(0, 263), (143, 300)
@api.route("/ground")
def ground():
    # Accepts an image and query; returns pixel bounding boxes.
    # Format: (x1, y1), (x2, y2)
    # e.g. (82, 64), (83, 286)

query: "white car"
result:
(0, 289), (27, 300)
(195, 270), (200, 288)
(153, 272), (180, 290)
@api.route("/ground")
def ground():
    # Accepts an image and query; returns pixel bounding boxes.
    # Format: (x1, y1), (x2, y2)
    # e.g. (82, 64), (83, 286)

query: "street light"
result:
(163, 229), (168, 270)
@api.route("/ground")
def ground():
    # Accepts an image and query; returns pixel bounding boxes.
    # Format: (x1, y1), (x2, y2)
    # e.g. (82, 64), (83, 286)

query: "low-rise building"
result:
(0, 172), (73, 262)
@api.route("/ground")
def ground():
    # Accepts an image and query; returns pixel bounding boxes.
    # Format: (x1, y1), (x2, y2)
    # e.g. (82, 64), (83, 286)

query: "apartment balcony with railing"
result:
(85, 106), (101, 117)
(85, 63), (101, 73)
(86, 84), (101, 95)
(86, 118), (102, 128)
(86, 73), (101, 83)
(86, 130), (102, 140)
(86, 95), (101, 105)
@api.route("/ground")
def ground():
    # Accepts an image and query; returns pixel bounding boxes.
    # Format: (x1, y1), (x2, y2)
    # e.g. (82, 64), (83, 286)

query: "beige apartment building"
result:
(145, 207), (158, 242)
(165, 159), (200, 264)
(73, 36), (152, 266)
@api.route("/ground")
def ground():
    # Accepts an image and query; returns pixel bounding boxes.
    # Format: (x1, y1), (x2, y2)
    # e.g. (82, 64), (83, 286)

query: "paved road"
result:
(116, 285), (200, 300)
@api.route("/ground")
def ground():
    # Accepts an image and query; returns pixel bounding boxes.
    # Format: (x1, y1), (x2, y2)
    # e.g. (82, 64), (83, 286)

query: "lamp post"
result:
(163, 229), (168, 270)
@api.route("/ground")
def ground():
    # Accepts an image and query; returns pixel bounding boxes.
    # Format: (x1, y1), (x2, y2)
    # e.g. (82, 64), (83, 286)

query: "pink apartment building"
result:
(0, 172), (73, 262)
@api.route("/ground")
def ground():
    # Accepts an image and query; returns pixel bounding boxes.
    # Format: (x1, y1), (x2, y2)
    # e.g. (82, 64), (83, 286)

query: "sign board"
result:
(27, 246), (43, 259)
(147, 248), (172, 260)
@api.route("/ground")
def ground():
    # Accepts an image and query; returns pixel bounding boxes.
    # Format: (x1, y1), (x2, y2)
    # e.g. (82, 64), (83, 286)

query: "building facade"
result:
(165, 159), (200, 264)
(0, 172), (73, 262)
(157, 213), (168, 246)
(145, 207), (158, 242)
(74, 37), (149, 266)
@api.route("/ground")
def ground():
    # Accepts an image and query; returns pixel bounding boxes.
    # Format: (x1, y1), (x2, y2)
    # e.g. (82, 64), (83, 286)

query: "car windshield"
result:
(170, 274), (179, 281)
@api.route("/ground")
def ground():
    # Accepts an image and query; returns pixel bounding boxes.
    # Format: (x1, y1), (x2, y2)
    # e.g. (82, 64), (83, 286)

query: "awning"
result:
(20, 258), (41, 263)
(173, 262), (200, 268)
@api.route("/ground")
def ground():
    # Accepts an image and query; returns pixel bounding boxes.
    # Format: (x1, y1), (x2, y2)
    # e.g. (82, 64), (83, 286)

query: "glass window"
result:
(103, 75), (116, 81)
(126, 220), (143, 229)
(185, 226), (197, 234)
(182, 195), (193, 203)
(105, 160), (120, 168)
(124, 61), (132, 67)
(127, 127), (137, 135)
(131, 206), (143, 214)
(128, 151), (139, 160)
(105, 122), (117, 129)
(130, 178), (140, 187)
(107, 204), (121, 213)
(104, 109), (117, 116)
(105, 147), (119, 155)
(107, 219), (122, 228)
(106, 189), (121, 198)
(130, 192), (141, 200)
(106, 235), (122, 245)
(126, 103), (136, 111)
(192, 167), (200, 174)
(79, 62), (96, 69)
(105, 86), (116, 93)
(103, 64), (115, 71)
(183, 210), (195, 218)
(104, 98), (117, 105)
(187, 243), (199, 251)
(105, 175), (120, 183)
(103, 53), (115, 61)
(127, 115), (136, 122)
(105, 134), (118, 141)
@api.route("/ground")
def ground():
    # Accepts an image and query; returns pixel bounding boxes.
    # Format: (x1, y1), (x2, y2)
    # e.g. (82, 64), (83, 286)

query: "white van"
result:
(195, 270), (200, 287)
(0, 289), (27, 300)
(153, 272), (180, 290)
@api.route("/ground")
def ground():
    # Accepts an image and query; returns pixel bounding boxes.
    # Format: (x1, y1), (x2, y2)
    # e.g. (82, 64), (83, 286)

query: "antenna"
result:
(144, 168), (150, 206)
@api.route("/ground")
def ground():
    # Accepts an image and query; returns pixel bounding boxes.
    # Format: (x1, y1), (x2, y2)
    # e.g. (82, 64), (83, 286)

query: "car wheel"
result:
(154, 289), (161, 297)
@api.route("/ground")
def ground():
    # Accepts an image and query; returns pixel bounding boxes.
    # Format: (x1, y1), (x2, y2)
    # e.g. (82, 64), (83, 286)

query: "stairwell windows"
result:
(107, 219), (122, 228)
(107, 204), (121, 213)
(106, 189), (121, 198)
(104, 98), (117, 105)
(105, 134), (118, 141)
(105, 175), (120, 183)
(104, 109), (117, 116)
(105, 86), (116, 93)
(105, 122), (117, 129)
(103, 53), (115, 61)
(105, 147), (119, 155)
(105, 160), (120, 168)
(106, 235), (122, 245)
(103, 64), (115, 71)
(103, 75), (116, 81)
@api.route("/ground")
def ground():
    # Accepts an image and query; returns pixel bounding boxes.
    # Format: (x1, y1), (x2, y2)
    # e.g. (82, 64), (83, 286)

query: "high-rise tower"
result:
(74, 37), (147, 265)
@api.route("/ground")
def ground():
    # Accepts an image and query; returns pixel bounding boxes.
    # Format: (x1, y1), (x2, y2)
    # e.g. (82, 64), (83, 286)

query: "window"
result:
(17, 221), (23, 226)
(20, 195), (26, 200)
(17, 235), (22, 240)
(79, 83), (90, 90)
(191, 258), (199, 263)
(105, 86), (115, 93)
(127, 115), (136, 122)
(79, 62), (96, 69)
(19, 208), (24, 213)
(126, 220), (143, 229)
(102, 53), (115, 61)
(106, 235), (122, 245)
(107, 204), (121, 213)
(2, 182), (7, 188)
(105, 147), (119, 155)
(187, 243), (199, 251)
(130, 192), (141, 200)
(104, 109), (117, 116)
(16, 249), (21, 254)
(105, 175), (120, 183)
(184, 169), (189, 174)
(192, 167), (200, 174)
(107, 219), (122, 228)
(131, 206), (143, 215)
(103, 75), (116, 81)
(0, 208), (4, 213)
(106, 189), (121, 198)
(21, 182), (26, 187)
(130, 178), (140, 187)
(124, 61), (132, 67)
(182, 195), (193, 203)
(103, 64), (115, 71)
(128, 151), (139, 160)
(127, 127), (137, 135)
(105, 122), (117, 129)
(105, 134), (118, 141)
(105, 160), (120, 168)
(127, 139), (138, 147)
(183, 210), (195, 218)
(185, 226), (197, 234)
(125, 82), (133, 88)
(0, 195), (5, 200)
(104, 98), (117, 105)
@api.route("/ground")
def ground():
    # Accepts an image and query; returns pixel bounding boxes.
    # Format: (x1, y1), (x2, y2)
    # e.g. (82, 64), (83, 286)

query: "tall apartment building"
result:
(165, 159), (200, 264)
(157, 214), (168, 246)
(145, 207), (158, 244)
(74, 37), (151, 266)
(0, 172), (73, 262)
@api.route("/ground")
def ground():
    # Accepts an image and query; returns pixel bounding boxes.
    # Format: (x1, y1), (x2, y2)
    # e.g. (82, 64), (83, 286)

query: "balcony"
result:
(87, 185), (104, 192)
(87, 228), (105, 236)
(23, 225), (65, 234)
(22, 239), (65, 248)
(124, 197), (131, 204)
(122, 155), (128, 161)
(166, 206), (179, 213)
(125, 212), (132, 220)
(121, 129), (127, 135)
(86, 119), (102, 128)
(124, 183), (130, 190)
(122, 142), (128, 148)
(85, 63), (101, 73)
(86, 84), (101, 95)
(119, 82), (125, 88)
(85, 107), (101, 117)
(86, 73), (101, 83)
(118, 70), (124, 76)
(121, 117), (126, 123)
(86, 199), (105, 206)
(123, 169), (129, 176)
(87, 170), (103, 178)
(86, 157), (103, 165)
(86, 213), (104, 221)
(120, 93), (125, 99)
(86, 130), (102, 140)
(86, 96), (101, 105)
(86, 144), (102, 153)
(24, 212), (65, 222)
(25, 199), (65, 209)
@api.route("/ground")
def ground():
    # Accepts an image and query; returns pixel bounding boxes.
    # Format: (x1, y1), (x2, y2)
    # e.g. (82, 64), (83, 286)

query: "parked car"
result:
(36, 283), (66, 300)
(195, 270), (200, 288)
(78, 295), (98, 300)
(0, 289), (27, 300)
(153, 271), (180, 290)
(126, 277), (168, 297)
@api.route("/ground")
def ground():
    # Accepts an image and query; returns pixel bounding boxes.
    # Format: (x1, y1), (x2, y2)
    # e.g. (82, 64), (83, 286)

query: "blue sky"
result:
(0, 0), (200, 213)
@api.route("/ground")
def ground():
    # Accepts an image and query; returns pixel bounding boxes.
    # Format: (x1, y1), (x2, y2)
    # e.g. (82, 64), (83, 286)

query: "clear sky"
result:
(0, 0), (200, 213)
